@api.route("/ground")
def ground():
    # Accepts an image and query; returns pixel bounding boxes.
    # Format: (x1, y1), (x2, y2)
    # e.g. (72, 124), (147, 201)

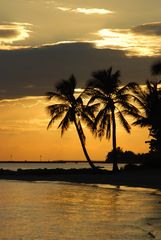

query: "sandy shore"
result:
(0, 168), (161, 190)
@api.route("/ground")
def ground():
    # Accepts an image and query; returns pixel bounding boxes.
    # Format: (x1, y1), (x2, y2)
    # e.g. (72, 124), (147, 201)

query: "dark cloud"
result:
(0, 42), (158, 98)
(0, 29), (19, 38)
(132, 22), (161, 36)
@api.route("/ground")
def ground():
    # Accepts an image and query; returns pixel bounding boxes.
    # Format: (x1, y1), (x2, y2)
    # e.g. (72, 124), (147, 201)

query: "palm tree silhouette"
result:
(132, 80), (161, 152)
(46, 75), (98, 169)
(84, 67), (138, 172)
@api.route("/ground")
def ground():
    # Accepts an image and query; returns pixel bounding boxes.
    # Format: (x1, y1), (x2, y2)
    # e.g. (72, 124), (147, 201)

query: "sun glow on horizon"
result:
(0, 95), (149, 161)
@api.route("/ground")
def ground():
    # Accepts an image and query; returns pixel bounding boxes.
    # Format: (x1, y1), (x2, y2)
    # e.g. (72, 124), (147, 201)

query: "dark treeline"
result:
(46, 61), (161, 172)
(106, 147), (161, 168)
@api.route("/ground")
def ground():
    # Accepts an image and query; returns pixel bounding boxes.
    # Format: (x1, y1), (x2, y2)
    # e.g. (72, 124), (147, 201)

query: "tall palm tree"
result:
(84, 67), (139, 172)
(46, 74), (98, 169)
(132, 80), (161, 152)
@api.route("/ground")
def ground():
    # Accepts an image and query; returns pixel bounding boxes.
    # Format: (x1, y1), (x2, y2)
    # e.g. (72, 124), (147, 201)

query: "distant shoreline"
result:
(0, 160), (105, 163)
(0, 168), (161, 190)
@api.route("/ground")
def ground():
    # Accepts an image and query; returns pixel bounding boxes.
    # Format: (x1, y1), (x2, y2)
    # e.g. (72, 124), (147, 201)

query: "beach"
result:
(0, 167), (161, 190)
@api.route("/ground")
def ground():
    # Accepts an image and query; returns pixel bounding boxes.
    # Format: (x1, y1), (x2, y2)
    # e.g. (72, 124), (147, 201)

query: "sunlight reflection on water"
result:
(0, 180), (161, 240)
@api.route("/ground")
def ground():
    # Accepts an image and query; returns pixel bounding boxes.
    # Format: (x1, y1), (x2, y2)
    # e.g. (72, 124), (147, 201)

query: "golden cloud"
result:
(93, 24), (161, 57)
(56, 7), (114, 15)
(0, 22), (32, 49)
(73, 8), (114, 15)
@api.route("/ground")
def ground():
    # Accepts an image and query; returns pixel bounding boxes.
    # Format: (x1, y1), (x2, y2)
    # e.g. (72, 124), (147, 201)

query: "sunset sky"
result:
(0, 0), (161, 161)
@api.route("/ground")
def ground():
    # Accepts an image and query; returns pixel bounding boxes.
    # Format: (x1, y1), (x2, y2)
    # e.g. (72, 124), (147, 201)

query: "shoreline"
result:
(0, 168), (161, 190)
(0, 161), (106, 163)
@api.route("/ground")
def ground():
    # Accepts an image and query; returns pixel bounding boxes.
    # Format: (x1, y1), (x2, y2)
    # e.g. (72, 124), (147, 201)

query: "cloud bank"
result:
(0, 20), (160, 57)
(0, 42), (157, 99)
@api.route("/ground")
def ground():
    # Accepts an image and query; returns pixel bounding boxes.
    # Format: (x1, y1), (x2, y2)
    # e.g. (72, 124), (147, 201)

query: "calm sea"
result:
(0, 180), (161, 240)
(0, 162), (161, 240)
(0, 162), (122, 171)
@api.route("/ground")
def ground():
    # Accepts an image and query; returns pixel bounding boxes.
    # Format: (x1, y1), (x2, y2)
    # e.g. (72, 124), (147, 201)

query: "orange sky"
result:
(0, 0), (160, 161)
(0, 96), (149, 161)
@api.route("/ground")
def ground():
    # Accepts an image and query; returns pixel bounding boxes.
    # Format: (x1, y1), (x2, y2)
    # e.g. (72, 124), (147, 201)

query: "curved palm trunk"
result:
(111, 108), (119, 172)
(74, 119), (97, 170)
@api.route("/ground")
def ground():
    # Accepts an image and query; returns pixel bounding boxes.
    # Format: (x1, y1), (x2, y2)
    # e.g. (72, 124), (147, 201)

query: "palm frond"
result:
(97, 113), (111, 139)
(94, 108), (105, 129)
(125, 82), (140, 91)
(83, 103), (99, 118)
(58, 109), (73, 136)
(146, 80), (154, 95)
(130, 83), (146, 99)
(47, 104), (69, 116)
(47, 104), (69, 129)
(47, 112), (65, 129)
(117, 110), (131, 133)
(83, 88), (106, 105)
(81, 114), (95, 133)
(116, 93), (131, 104)
(94, 104), (110, 126)
(98, 110), (111, 139)
(121, 109), (141, 119)
(77, 103), (99, 135)
(46, 91), (69, 102)
(132, 117), (150, 127)
(120, 101), (140, 115)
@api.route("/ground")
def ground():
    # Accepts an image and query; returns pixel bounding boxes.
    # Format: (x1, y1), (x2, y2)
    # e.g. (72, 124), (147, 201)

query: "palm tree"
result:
(132, 80), (161, 152)
(46, 74), (98, 170)
(84, 67), (139, 172)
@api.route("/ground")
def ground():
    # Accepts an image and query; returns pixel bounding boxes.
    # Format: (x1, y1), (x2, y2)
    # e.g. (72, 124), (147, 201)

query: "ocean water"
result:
(0, 162), (123, 171)
(0, 180), (161, 240)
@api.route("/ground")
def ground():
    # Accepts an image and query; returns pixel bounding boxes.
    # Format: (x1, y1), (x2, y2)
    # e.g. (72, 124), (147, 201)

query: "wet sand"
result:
(0, 168), (161, 190)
